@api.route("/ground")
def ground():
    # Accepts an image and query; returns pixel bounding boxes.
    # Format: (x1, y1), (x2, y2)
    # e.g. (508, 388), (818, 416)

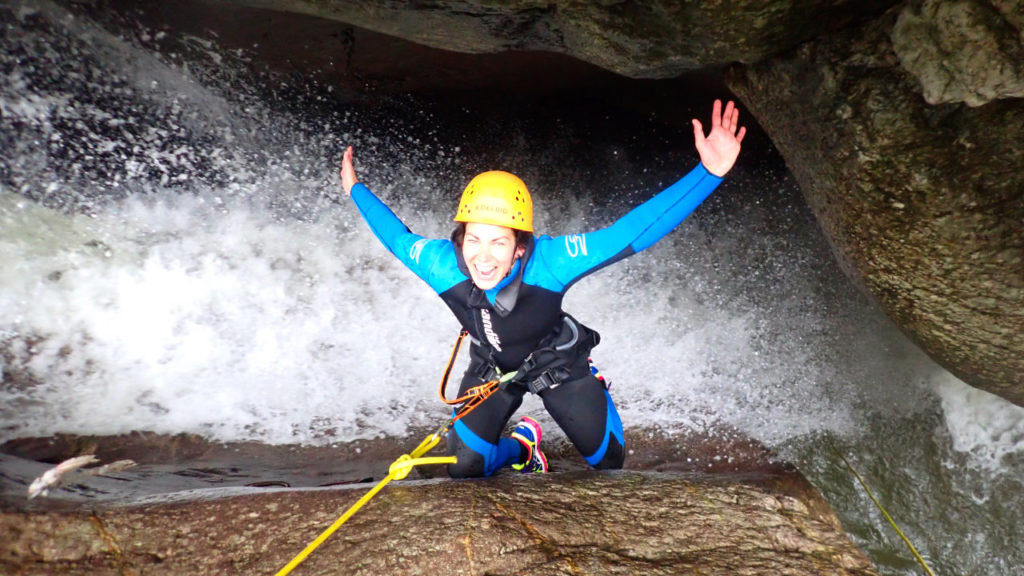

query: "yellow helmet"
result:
(454, 171), (533, 232)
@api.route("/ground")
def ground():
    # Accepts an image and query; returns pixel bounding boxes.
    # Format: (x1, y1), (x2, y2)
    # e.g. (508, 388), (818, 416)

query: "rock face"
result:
(729, 5), (1024, 403)
(891, 0), (1024, 106)
(71, 0), (1024, 402)
(1, 471), (878, 576)
(219, 0), (898, 78)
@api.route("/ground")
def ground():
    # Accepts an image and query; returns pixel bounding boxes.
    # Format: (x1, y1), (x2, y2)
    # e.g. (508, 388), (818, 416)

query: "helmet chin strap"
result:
(493, 235), (534, 317)
(502, 252), (524, 280)
(451, 227), (534, 316)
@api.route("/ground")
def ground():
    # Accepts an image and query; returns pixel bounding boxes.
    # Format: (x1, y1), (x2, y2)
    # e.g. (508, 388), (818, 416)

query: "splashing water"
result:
(1, 2), (1022, 575)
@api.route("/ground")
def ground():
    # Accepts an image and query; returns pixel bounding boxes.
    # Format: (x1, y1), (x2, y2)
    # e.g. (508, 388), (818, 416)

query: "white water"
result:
(1, 2), (1022, 574)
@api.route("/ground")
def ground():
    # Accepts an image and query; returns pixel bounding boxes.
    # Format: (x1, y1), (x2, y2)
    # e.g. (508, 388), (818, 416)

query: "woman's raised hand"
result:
(693, 100), (746, 177)
(340, 145), (359, 196)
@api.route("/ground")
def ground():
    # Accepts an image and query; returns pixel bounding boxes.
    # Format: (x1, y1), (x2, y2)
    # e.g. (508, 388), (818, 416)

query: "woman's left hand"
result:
(693, 99), (746, 177)
(340, 145), (359, 197)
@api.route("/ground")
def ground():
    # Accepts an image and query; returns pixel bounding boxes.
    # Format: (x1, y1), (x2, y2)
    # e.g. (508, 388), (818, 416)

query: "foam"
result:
(935, 373), (1024, 474)
(0, 189), (456, 443)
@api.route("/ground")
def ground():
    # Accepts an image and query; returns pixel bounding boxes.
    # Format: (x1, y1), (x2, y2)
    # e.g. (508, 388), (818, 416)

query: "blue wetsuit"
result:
(351, 163), (722, 477)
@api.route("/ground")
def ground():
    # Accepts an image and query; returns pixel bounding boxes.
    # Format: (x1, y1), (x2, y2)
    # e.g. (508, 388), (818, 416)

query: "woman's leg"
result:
(445, 371), (527, 478)
(540, 367), (625, 469)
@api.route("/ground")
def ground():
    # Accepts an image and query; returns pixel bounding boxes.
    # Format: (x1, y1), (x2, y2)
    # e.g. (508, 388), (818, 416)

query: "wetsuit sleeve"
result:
(349, 182), (459, 294)
(535, 163), (723, 291)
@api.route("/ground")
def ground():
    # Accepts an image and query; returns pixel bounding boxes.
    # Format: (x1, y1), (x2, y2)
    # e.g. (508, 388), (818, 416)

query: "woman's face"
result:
(462, 222), (524, 290)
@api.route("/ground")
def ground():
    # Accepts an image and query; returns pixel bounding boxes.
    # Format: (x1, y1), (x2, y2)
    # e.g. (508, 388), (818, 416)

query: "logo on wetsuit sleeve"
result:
(480, 309), (502, 351)
(565, 234), (588, 257)
(409, 239), (429, 264)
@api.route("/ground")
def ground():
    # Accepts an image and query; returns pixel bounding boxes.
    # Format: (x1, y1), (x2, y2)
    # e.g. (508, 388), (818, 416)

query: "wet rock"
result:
(892, 0), (1024, 106)
(729, 6), (1024, 404)
(1, 432), (215, 465)
(1, 470), (878, 576)
(167, 0), (896, 80)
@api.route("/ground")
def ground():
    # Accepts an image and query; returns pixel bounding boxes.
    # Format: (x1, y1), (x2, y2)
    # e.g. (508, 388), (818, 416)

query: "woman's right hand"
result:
(340, 145), (359, 196)
(692, 100), (745, 177)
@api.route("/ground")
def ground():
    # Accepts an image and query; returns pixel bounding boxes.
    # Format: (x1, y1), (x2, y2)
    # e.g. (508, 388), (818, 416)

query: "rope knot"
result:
(390, 454), (414, 480)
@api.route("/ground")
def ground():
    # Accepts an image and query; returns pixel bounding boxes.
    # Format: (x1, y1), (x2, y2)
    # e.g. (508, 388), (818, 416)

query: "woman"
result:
(340, 99), (745, 478)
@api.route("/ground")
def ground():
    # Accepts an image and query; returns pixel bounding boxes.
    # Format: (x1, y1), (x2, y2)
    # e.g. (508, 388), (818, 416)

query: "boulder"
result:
(729, 5), (1024, 403)
(205, 0), (898, 78)
(891, 0), (1024, 106)
(1, 470), (878, 575)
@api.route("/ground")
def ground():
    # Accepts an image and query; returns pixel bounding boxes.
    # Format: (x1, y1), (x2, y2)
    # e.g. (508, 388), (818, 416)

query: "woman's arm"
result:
(536, 100), (746, 290)
(340, 147), (457, 293)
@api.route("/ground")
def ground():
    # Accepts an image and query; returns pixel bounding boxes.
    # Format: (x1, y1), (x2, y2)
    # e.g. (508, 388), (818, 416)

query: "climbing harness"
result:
(436, 330), (502, 421)
(827, 437), (937, 576)
(274, 330), (503, 576)
(459, 315), (593, 398)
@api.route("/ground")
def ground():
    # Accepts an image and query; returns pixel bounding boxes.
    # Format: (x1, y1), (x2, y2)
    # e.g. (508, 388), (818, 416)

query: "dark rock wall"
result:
(222, 0), (897, 77)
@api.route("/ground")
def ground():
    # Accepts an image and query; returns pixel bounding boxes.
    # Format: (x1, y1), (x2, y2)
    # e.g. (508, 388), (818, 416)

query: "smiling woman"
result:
(338, 100), (746, 479)
(461, 222), (525, 290)
(452, 169), (533, 291)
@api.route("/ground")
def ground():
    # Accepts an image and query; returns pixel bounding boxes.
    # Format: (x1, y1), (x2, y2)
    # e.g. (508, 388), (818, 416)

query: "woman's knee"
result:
(591, 435), (625, 470)
(446, 451), (487, 478)
(446, 435), (489, 478)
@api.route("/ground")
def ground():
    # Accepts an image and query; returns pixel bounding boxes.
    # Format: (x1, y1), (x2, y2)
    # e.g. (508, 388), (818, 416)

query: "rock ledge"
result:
(2, 470), (878, 575)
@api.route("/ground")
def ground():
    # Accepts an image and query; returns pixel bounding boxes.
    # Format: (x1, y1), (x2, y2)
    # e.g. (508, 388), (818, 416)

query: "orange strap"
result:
(437, 330), (500, 429)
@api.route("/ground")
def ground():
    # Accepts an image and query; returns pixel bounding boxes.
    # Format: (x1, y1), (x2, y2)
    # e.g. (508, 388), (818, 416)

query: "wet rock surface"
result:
(0, 426), (804, 504)
(729, 7), (1024, 403)
(891, 0), (1024, 106)
(124, 0), (895, 80)
(2, 470), (878, 576)
(0, 429), (878, 574)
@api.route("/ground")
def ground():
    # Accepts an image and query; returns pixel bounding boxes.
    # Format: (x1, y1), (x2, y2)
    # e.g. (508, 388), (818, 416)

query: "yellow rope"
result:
(274, 432), (456, 576)
(827, 438), (937, 576)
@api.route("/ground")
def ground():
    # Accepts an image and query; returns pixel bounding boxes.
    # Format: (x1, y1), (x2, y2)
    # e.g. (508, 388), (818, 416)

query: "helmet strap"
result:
(493, 235), (534, 317)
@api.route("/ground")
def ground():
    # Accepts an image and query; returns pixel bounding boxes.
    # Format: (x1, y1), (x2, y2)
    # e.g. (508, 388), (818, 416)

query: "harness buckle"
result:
(527, 369), (566, 395)
(475, 362), (500, 383)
